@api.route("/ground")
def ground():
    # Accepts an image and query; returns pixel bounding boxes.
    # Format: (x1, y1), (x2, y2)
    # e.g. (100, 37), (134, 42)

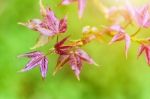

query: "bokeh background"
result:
(1, 0), (150, 99)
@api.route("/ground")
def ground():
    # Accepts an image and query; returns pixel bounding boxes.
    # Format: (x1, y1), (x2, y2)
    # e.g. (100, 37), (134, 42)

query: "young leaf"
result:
(31, 35), (50, 49)
(18, 51), (48, 79)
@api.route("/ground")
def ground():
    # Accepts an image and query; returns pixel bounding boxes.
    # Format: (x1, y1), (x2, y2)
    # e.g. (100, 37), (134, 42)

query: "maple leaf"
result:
(126, 1), (150, 28)
(18, 51), (48, 79)
(135, 5), (150, 28)
(104, 6), (131, 24)
(53, 40), (97, 80)
(19, 0), (67, 49)
(61, 0), (86, 18)
(109, 25), (131, 58)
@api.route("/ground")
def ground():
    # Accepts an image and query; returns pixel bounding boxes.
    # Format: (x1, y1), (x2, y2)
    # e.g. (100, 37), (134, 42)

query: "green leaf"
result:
(31, 35), (50, 49)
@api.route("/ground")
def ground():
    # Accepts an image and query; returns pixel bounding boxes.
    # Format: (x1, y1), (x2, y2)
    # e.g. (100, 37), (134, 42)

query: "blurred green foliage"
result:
(1, 0), (150, 99)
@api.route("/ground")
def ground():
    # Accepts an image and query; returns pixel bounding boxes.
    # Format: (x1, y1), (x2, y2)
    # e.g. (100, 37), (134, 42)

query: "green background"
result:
(0, 0), (150, 99)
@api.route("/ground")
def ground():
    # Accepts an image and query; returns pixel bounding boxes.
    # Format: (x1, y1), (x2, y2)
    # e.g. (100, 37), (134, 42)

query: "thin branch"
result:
(131, 28), (141, 37)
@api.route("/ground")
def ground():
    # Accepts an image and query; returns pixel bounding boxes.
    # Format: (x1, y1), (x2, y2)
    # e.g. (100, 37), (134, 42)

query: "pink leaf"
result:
(78, 0), (86, 18)
(137, 45), (150, 65)
(76, 49), (96, 65)
(126, 1), (150, 28)
(69, 53), (82, 80)
(109, 33), (125, 44)
(45, 9), (59, 32)
(21, 56), (43, 72)
(109, 25), (125, 33)
(36, 26), (55, 36)
(109, 32), (131, 58)
(20, 2), (67, 37)
(18, 51), (42, 58)
(40, 57), (48, 78)
(61, 0), (75, 5)
(137, 45), (145, 58)
(53, 55), (70, 75)
(61, 0), (86, 18)
(59, 17), (67, 33)
(125, 34), (131, 58)
(19, 51), (49, 78)
(145, 48), (150, 65)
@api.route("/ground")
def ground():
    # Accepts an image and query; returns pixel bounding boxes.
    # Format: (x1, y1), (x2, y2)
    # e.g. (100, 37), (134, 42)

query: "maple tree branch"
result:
(131, 28), (141, 37)
(45, 48), (55, 56)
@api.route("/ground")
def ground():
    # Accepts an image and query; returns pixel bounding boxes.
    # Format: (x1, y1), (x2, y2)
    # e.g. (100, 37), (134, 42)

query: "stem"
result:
(123, 21), (131, 29)
(131, 28), (141, 37)
(45, 48), (55, 56)
(130, 37), (149, 45)
(131, 37), (142, 44)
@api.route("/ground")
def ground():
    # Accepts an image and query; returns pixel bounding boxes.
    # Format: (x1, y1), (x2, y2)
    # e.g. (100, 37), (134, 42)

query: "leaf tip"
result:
(76, 76), (80, 81)
(42, 77), (46, 80)
(94, 63), (100, 67)
(18, 22), (26, 26)
(52, 71), (57, 76)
